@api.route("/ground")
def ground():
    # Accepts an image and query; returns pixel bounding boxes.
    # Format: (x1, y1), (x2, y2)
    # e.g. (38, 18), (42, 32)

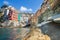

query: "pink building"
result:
(8, 7), (18, 21)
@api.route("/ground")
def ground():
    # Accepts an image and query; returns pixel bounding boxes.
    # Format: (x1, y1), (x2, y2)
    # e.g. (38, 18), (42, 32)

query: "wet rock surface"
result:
(40, 22), (60, 40)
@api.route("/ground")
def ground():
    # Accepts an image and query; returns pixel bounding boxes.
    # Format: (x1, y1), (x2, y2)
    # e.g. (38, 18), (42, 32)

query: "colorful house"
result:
(18, 13), (22, 21)
(8, 6), (18, 21)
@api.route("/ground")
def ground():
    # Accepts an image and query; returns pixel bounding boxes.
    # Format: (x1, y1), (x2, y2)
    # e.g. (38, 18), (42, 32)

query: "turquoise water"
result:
(0, 28), (21, 40)
(0, 28), (30, 40)
(0, 28), (12, 40)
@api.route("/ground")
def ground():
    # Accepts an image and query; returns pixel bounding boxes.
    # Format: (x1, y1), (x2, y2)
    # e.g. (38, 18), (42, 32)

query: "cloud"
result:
(20, 6), (33, 12)
(28, 8), (32, 12)
(20, 6), (27, 12)
(3, 1), (9, 5)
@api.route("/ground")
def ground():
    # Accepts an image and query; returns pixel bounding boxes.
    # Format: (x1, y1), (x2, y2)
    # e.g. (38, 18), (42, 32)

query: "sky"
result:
(0, 0), (44, 13)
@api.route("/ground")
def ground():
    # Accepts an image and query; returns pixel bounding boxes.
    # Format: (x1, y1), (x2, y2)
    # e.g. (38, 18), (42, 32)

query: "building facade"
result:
(18, 13), (32, 27)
